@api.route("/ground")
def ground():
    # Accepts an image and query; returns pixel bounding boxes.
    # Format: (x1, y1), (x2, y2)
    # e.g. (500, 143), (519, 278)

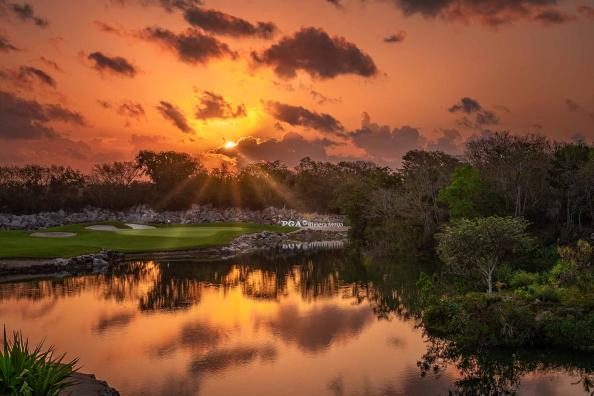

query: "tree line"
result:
(0, 132), (592, 241)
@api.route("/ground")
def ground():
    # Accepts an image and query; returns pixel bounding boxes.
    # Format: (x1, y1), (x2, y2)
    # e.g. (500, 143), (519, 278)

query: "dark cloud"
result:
(88, 51), (138, 77)
(388, 0), (572, 27)
(266, 101), (344, 136)
(448, 97), (482, 113)
(0, 90), (86, 140)
(449, 97), (499, 127)
(0, 1), (48, 27)
(252, 27), (378, 79)
(99, 99), (145, 120)
(0, 31), (18, 52)
(533, 8), (575, 24)
(351, 112), (425, 165)
(215, 132), (335, 165)
(565, 98), (581, 112)
(578, 5), (594, 19)
(183, 7), (277, 39)
(194, 91), (246, 120)
(118, 101), (145, 119)
(0, 65), (56, 88)
(110, 0), (202, 12)
(384, 31), (406, 43)
(18, 66), (56, 87)
(157, 100), (194, 133)
(140, 27), (236, 64)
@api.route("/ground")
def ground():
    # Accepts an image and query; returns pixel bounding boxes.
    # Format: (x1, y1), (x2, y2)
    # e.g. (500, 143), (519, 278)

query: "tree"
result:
(136, 151), (206, 209)
(436, 216), (534, 293)
(466, 132), (550, 218)
(399, 150), (460, 237)
(438, 164), (502, 219)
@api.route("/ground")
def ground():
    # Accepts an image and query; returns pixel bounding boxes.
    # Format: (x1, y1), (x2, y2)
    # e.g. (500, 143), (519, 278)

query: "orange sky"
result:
(1, 0), (593, 169)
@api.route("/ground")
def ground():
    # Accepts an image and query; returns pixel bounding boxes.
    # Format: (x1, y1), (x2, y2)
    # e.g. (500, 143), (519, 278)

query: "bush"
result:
(0, 329), (78, 396)
(510, 271), (538, 289)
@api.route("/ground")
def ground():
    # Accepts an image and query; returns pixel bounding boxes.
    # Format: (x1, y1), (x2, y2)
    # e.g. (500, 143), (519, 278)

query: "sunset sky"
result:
(1, 0), (593, 170)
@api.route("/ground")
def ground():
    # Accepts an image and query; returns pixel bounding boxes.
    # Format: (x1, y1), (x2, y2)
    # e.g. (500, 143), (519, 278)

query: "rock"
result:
(0, 205), (347, 231)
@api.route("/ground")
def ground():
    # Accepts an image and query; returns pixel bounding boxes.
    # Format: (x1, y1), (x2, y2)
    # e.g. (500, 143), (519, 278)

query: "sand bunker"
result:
(85, 223), (155, 231)
(30, 232), (77, 238)
(125, 223), (155, 230)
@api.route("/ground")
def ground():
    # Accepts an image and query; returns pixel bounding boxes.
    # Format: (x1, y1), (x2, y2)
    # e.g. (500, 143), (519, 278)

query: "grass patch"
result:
(0, 222), (295, 259)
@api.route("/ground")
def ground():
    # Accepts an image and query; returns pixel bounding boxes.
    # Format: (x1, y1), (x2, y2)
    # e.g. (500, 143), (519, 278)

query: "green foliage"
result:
(0, 329), (78, 396)
(436, 216), (534, 293)
(509, 270), (538, 289)
(437, 164), (501, 219)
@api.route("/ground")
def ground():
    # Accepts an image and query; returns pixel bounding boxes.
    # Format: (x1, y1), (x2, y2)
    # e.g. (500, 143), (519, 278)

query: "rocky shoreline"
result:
(61, 372), (120, 396)
(0, 205), (345, 230)
(0, 228), (348, 280)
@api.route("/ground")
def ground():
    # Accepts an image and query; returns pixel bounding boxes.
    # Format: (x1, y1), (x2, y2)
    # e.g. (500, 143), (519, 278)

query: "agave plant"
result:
(0, 327), (79, 396)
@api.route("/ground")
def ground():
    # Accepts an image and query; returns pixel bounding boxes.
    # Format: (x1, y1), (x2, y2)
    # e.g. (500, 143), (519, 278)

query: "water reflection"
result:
(0, 251), (591, 396)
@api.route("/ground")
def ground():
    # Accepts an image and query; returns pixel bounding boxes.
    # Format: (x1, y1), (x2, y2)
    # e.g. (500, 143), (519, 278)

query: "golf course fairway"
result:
(0, 222), (294, 259)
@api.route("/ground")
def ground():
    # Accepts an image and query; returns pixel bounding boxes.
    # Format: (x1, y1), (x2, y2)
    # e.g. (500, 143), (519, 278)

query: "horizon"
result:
(1, 0), (593, 171)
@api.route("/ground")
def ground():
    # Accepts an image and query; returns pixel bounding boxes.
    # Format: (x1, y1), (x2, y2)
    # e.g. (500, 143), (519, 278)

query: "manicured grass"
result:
(0, 222), (295, 259)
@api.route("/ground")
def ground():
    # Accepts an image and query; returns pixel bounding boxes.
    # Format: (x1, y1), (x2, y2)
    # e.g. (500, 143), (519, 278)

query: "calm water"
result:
(0, 251), (592, 396)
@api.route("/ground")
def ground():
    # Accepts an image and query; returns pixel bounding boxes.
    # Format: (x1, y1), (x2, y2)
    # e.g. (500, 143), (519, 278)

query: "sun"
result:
(224, 141), (237, 149)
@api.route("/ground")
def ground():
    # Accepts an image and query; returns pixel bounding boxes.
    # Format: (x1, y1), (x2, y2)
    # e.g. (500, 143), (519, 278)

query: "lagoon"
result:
(0, 251), (591, 396)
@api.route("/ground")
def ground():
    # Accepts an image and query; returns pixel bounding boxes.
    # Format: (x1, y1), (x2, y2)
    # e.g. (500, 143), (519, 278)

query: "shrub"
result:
(510, 271), (538, 289)
(0, 329), (78, 396)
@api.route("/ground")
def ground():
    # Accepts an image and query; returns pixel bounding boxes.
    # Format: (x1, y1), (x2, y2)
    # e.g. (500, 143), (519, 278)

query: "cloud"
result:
(565, 98), (581, 112)
(266, 101), (344, 136)
(0, 31), (18, 52)
(533, 8), (575, 24)
(39, 57), (62, 72)
(426, 128), (463, 154)
(99, 99), (145, 120)
(183, 7), (277, 38)
(0, 90), (86, 140)
(93, 20), (126, 36)
(0, 1), (48, 27)
(387, 0), (573, 27)
(194, 91), (246, 120)
(448, 97), (499, 127)
(140, 27), (236, 64)
(109, 0), (202, 12)
(252, 27), (378, 79)
(156, 100), (194, 133)
(215, 132), (335, 165)
(88, 51), (138, 77)
(578, 5), (594, 19)
(384, 31), (406, 43)
(0, 65), (56, 89)
(350, 112), (425, 165)
(327, 0), (343, 7)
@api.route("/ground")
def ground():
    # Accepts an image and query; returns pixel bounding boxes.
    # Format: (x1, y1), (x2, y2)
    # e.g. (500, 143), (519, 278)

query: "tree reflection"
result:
(418, 336), (594, 395)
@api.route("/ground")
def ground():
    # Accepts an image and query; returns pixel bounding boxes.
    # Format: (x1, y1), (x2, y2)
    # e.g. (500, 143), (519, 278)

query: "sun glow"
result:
(224, 141), (237, 149)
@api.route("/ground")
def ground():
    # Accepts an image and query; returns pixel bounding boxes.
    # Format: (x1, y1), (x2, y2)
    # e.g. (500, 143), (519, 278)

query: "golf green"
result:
(0, 222), (294, 259)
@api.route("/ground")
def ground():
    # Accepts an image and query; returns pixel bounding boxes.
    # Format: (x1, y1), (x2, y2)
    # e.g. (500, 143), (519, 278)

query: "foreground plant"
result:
(0, 328), (78, 396)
